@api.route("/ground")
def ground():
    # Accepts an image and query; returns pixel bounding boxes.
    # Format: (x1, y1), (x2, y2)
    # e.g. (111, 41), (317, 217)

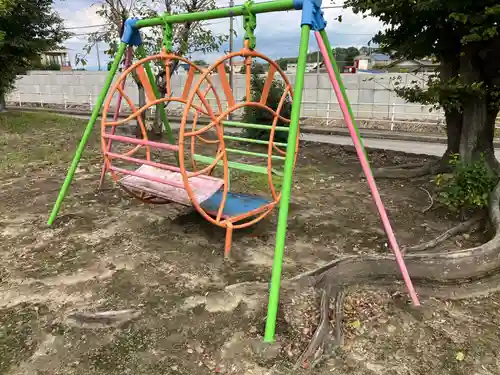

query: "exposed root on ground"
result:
(294, 285), (333, 369)
(288, 181), (500, 365)
(419, 187), (434, 213)
(371, 153), (450, 179)
(403, 214), (484, 252)
(66, 309), (142, 329)
(378, 162), (427, 170)
(214, 183), (500, 367)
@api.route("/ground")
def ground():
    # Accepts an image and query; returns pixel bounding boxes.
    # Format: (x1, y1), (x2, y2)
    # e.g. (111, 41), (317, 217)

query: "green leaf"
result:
(349, 320), (362, 329)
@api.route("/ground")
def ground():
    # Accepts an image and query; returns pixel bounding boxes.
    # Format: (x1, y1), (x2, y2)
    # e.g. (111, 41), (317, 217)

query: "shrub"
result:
(435, 153), (498, 212)
(241, 73), (292, 143)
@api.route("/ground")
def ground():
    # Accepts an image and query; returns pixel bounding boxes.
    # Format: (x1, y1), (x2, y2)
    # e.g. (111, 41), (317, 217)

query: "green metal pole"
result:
(264, 24), (310, 343)
(319, 29), (369, 161)
(135, 0), (295, 28)
(47, 42), (128, 226)
(135, 45), (176, 149)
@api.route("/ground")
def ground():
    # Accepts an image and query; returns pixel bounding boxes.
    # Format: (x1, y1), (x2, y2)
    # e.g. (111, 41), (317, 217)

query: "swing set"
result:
(46, 0), (420, 343)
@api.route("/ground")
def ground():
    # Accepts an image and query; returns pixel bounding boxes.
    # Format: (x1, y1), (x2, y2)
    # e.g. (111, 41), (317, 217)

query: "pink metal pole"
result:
(98, 47), (135, 190)
(109, 165), (186, 189)
(103, 133), (180, 151)
(315, 31), (420, 306)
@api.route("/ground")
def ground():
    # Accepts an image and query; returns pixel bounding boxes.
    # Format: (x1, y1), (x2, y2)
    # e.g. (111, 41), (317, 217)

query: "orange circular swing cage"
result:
(100, 41), (299, 255)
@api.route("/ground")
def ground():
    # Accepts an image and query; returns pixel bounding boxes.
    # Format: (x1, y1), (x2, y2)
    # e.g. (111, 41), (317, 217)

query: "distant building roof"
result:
(42, 47), (70, 54)
(371, 53), (391, 61)
(388, 58), (439, 67)
(355, 53), (391, 61)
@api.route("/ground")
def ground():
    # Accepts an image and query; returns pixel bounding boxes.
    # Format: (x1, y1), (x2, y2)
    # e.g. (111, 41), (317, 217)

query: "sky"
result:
(54, 0), (382, 70)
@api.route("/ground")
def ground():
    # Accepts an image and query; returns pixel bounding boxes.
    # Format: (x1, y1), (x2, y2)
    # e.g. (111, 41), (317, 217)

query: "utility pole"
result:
(316, 50), (320, 75)
(228, 0), (234, 119)
(96, 42), (102, 71)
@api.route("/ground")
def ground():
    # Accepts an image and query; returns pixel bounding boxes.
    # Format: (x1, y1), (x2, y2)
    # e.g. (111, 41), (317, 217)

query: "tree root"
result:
(378, 162), (427, 170)
(288, 181), (500, 366)
(419, 187), (434, 213)
(371, 161), (439, 179)
(371, 153), (451, 179)
(403, 215), (484, 252)
(294, 285), (333, 369)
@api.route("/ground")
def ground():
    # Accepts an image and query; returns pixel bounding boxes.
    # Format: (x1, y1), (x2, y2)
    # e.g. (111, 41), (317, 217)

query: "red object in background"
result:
(343, 66), (356, 73)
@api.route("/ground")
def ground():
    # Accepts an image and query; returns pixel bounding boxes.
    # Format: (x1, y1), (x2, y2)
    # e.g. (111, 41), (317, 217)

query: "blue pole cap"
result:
(300, 0), (327, 31)
(121, 18), (143, 46)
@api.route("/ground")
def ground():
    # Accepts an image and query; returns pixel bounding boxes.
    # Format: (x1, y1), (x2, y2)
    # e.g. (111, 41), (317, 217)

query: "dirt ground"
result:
(1, 111), (500, 375)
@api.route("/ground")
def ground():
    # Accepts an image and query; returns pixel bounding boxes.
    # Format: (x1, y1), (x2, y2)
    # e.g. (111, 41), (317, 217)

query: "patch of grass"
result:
(229, 169), (283, 193)
(0, 111), (84, 133)
(0, 304), (47, 373)
(0, 111), (96, 171)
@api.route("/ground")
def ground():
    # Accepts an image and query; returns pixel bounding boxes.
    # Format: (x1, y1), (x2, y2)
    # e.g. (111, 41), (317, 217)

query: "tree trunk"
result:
(0, 92), (6, 112)
(459, 95), (493, 162)
(439, 56), (462, 160)
(458, 49), (496, 166)
(151, 59), (181, 137)
(136, 85), (146, 138)
(444, 109), (462, 157)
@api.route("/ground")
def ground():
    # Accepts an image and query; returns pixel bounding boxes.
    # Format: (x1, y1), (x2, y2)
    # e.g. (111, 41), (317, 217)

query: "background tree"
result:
(275, 45), (365, 72)
(0, 0), (68, 111)
(192, 59), (208, 66)
(242, 73), (292, 143)
(275, 58), (289, 71)
(346, 0), (500, 173)
(332, 46), (360, 69)
(79, 0), (228, 135)
(240, 62), (265, 75)
(258, 2), (500, 363)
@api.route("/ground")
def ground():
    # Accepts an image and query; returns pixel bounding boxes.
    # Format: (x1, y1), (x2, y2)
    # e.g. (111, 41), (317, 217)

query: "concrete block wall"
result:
(7, 70), (440, 122)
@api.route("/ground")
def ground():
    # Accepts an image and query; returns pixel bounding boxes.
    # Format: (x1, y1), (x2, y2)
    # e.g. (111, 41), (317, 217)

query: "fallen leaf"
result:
(455, 351), (465, 361)
(349, 320), (361, 329)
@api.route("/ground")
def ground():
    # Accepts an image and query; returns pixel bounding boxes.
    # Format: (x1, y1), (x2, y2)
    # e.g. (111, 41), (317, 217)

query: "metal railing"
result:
(6, 90), (500, 129)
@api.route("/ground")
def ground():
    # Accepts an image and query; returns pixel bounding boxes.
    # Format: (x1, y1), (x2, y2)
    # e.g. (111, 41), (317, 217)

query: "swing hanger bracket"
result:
(243, 0), (257, 50)
(294, 0), (327, 31)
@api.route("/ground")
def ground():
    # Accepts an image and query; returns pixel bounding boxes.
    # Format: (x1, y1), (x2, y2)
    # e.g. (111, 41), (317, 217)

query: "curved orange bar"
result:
(100, 53), (224, 204)
(178, 47), (298, 234)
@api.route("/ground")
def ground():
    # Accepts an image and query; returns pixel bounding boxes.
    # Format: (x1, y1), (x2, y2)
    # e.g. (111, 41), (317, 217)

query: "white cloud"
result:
(54, 0), (382, 68)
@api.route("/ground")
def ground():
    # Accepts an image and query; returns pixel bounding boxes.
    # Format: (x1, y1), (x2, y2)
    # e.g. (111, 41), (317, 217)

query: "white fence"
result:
(5, 70), (499, 129)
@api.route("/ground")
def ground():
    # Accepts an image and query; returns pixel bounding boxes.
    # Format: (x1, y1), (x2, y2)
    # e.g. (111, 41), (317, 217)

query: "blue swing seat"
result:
(201, 190), (271, 219)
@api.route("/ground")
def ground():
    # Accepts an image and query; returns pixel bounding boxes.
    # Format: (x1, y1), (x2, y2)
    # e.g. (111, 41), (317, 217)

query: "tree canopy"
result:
(77, 0), (228, 69)
(78, 0), (228, 136)
(0, 0), (68, 110)
(346, 0), (500, 167)
(275, 46), (375, 72)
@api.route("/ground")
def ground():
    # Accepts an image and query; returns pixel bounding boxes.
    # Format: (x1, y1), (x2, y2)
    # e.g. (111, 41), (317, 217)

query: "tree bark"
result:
(444, 110), (462, 155)
(151, 21), (192, 138)
(152, 59), (181, 137)
(0, 92), (6, 112)
(136, 85), (146, 138)
(458, 49), (497, 167)
(439, 55), (462, 160)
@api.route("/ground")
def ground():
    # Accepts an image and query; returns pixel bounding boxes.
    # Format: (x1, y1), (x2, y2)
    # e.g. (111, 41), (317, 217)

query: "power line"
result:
(63, 18), (227, 32)
(62, 4), (343, 31)
(63, 24), (106, 30)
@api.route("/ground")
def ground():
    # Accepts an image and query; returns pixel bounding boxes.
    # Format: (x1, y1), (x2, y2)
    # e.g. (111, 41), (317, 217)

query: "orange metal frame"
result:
(100, 43), (299, 255)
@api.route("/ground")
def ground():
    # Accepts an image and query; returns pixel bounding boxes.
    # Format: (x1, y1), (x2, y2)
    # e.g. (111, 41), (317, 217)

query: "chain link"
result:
(243, 0), (256, 49)
(163, 15), (173, 52)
